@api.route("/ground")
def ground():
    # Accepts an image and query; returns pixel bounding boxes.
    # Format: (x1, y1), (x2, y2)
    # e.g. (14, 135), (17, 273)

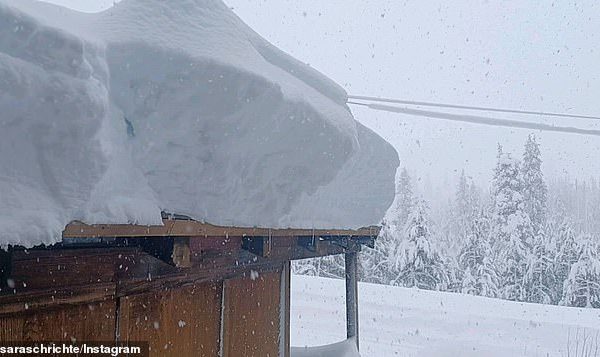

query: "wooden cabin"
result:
(0, 213), (377, 356)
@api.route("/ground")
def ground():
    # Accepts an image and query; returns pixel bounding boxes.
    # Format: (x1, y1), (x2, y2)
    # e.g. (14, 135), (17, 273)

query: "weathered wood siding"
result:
(0, 246), (291, 357)
(118, 282), (222, 356)
(0, 299), (116, 342)
(222, 269), (283, 357)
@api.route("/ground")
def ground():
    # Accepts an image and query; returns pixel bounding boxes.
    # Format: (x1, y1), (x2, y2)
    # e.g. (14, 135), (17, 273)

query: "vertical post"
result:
(280, 262), (291, 357)
(345, 251), (359, 350)
(171, 237), (191, 268)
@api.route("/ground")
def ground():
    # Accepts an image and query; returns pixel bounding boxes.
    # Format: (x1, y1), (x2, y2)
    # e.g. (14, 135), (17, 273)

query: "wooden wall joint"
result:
(0, 249), (12, 290)
(171, 237), (191, 268)
(241, 235), (272, 257)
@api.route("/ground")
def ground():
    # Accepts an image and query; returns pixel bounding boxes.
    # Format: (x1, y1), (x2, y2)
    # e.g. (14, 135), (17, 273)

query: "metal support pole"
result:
(345, 251), (359, 350)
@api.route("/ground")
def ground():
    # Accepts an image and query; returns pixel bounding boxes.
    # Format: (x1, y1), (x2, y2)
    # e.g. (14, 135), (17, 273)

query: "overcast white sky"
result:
(42, 0), (600, 193)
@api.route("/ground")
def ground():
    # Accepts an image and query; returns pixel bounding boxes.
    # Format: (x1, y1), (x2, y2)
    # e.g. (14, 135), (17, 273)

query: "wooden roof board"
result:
(62, 219), (380, 239)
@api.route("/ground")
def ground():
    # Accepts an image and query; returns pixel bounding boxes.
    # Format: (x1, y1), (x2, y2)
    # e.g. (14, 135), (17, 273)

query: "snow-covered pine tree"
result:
(552, 221), (582, 302)
(491, 146), (533, 301)
(460, 267), (478, 296)
(316, 254), (346, 279)
(457, 171), (481, 221)
(458, 211), (499, 297)
(292, 258), (319, 276)
(452, 170), (482, 250)
(292, 254), (345, 280)
(390, 199), (448, 290)
(394, 168), (414, 227)
(521, 134), (548, 236)
(360, 218), (395, 284)
(445, 256), (462, 293)
(456, 170), (471, 227)
(360, 168), (417, 285)
(523, 237), (556, 304)
(560, 236), (600, 308)
(310, 171), (419, 284)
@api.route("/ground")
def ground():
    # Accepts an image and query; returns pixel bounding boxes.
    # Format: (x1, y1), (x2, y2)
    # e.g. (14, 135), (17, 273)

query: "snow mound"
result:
(291, 338), (359, 357)
(0, 0), (398, 247)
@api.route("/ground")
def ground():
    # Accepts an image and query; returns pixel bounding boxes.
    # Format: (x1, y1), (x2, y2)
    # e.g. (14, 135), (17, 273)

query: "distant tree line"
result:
(293, 134), (600, 309)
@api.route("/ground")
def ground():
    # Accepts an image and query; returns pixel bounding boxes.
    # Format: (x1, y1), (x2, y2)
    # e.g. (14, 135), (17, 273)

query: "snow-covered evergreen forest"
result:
(294, 134), (600, 309)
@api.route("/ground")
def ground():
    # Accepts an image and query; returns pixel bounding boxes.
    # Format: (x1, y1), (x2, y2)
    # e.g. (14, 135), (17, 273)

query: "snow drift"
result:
(0, 0), (398, 247)
(291, 338), (359, 357)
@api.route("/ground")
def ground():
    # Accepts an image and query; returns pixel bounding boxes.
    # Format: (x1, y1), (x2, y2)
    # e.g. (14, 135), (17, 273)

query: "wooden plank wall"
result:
(0, 248), (291, 357)
(222, 269), (283, 357)
(118, 282), (222, 356)
(0, 300), (116, 342)
(9, 248), (139, 291)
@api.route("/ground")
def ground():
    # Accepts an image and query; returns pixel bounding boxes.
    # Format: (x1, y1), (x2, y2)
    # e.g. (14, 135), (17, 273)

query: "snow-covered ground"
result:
(291, 275), (600, 357)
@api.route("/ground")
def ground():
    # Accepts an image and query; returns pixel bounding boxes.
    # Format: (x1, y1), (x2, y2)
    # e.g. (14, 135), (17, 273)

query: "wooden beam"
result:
(0, 283), (115, 316)
(63, 219), (380, 240)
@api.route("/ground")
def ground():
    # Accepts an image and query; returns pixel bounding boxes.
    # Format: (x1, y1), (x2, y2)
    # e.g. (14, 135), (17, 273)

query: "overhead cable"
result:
(348, 101), (600, 137)
(348, 95), (600, 121)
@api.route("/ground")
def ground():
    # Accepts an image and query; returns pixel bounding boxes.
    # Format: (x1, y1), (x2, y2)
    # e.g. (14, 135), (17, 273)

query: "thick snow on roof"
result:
(0, 0), (398, 247)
